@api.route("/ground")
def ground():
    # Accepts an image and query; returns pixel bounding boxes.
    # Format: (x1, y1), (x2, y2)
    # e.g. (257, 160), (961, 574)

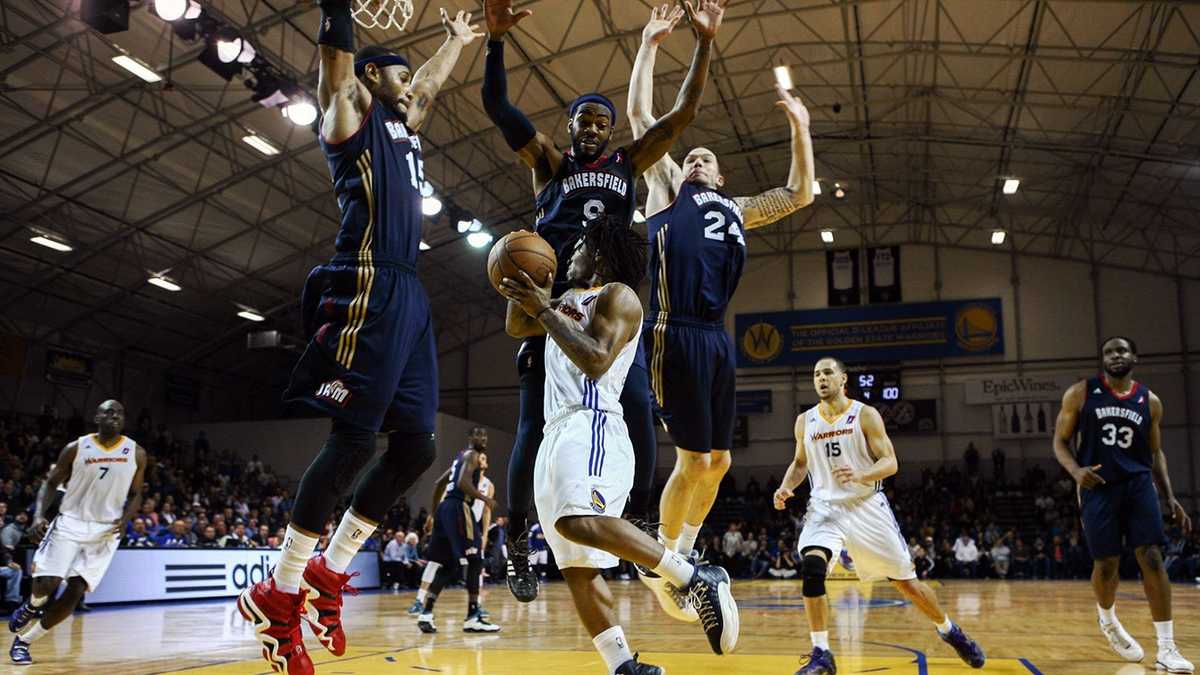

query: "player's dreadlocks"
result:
(585, 213), (648, 290)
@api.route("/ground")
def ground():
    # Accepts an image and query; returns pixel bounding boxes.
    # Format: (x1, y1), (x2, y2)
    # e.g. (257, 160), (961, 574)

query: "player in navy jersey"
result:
(416, 428), (500, 634)
(624, 5), (814, 613)
(481, 0), (725, 603)
(235, 5), (483, 674)
(1053, 337), (1193, 673)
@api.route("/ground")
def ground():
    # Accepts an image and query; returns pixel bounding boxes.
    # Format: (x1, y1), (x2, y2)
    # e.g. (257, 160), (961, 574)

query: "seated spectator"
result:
(121, 518), (155, 548)
(1, 512), (27, 550)
(1032, 537), (1050, 579)
(399, 532), (424, 589)
(990, 533), (1011, 578)
(157, 520), (194, 548)
(197, 526), (220, 548)
(750, 534), (771, 579)
(223, 523), (251, 548)
(382, 531), (407, 590)
(0, 545), (22, 611)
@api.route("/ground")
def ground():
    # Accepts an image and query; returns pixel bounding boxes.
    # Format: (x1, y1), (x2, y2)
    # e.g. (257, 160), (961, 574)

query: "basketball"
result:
(487, 230), (557, 294)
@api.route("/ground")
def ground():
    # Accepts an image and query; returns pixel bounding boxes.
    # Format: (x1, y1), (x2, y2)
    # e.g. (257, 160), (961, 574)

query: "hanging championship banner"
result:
(45, 346), (95, 388)
(826, 249), (860, 306)
(867, 246), (901, 304)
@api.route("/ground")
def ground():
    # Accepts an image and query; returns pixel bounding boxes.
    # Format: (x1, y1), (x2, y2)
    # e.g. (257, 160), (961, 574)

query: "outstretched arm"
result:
(317, 0), (372, 143)
(482, 0), (562, 188)
(736, 84), (815, 229)
(628, 5), (685, 212)
(774, 414), (808, 509)
(627, 0), (724, 178)
(1148, 392), (1192, 533)
(406, 9), (484, 132)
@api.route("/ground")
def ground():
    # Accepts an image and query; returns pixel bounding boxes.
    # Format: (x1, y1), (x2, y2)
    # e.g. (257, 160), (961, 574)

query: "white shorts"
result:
(534, 409), (634, 569)
(797, 492), (916, 582)
(32, 514), (120, 591)
(530, 550), (549, 566)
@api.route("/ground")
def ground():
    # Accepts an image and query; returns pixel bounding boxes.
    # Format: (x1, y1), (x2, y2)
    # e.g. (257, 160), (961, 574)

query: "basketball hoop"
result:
(352, 0), (413, 31)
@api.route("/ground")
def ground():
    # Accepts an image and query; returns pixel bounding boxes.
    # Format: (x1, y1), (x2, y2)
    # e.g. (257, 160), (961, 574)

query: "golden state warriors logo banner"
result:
(736, 298), (1003, 367)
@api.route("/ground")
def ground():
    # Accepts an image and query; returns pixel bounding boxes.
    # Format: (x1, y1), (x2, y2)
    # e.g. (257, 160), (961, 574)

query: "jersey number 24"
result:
(704, 211), (745, 245)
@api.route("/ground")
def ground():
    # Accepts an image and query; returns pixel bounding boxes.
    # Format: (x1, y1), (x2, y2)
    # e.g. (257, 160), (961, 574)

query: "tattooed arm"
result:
(406, 10), (483, 132)
(736, 84), (815, 229)
(626, 0), (723, 178)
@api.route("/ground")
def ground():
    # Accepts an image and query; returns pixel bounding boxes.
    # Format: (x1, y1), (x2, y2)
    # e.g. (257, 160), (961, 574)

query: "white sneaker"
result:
(1157, 646), (1195, 673)
(463, 614), (501, 633)
(1100, 619), (1144, 662)
(637, 568), (698, 623)
(417, 613), (437, 634)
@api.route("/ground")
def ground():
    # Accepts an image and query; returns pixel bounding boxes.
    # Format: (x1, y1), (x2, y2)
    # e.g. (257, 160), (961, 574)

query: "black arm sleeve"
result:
(481, 40), (537, 152)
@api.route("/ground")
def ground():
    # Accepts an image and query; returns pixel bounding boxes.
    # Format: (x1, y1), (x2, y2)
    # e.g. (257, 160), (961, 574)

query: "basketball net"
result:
(352, 0), (413, 31)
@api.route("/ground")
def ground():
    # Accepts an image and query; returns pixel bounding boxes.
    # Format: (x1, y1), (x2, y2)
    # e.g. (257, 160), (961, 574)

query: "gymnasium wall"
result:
(440, 244), (1200, 505)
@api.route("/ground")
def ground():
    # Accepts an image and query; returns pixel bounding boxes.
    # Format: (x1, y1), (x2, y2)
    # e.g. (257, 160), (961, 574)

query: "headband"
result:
(569, 93), (617, 127)
(354, 53), (410, 78)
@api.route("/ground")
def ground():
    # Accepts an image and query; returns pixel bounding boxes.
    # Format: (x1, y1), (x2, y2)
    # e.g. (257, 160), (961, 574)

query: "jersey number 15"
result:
(824, 441), (841, 458)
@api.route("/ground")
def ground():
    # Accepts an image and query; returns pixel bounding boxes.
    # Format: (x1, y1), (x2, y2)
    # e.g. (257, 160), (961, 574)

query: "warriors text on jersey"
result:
(320, 99), (426, 267)
(535, 149), (637, 295)
(647, 181), (747, 324)
(543, 286), (643, 426)
(60, 434), (138, 523)
(443, 450), (483, 506)
(1075, 376), (1152, 482)
(802, 401), (881, 503)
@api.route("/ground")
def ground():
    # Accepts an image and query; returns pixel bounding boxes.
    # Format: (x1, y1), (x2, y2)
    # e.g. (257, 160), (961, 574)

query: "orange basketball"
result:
(487, 230), (557, 294)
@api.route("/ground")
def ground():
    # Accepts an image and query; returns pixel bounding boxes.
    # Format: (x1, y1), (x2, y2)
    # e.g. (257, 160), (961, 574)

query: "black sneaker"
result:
(685, 564), (739, 655)
(7, 603), (42, 634)
(616, 652), (664, 674)
(506, 533), (539, 603)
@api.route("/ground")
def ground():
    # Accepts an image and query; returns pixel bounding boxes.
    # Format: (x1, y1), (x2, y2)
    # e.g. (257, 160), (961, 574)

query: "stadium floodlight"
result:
(154, 0), (187, 21)
(282, 99), (318, 126)
(466, 231), (494, 248)
(422, 195), (443, 216)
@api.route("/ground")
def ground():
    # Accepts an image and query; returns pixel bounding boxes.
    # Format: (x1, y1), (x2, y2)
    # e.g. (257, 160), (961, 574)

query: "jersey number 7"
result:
(98, 467), (109, 479)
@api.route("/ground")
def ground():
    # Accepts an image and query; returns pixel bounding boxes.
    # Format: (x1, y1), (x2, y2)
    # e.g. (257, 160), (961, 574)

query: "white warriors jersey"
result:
(802, 400), (882, 503)
(59, 434), (138, 523)
(471, 476), (493, 522)
(544, 286), (643, 423)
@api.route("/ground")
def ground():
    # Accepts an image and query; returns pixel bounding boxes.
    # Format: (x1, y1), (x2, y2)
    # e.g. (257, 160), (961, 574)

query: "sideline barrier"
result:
(52, 549), (381, 604)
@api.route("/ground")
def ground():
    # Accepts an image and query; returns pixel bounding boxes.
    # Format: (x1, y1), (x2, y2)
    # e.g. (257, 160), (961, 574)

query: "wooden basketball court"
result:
(14, 578), (1198, 673)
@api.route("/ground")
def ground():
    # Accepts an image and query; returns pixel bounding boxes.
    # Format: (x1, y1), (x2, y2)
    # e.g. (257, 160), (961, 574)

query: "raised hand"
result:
(683, 0), (724, 41)
(643, 4), (685, 46)
(484, 0), (532, 39)
(775, 82), (810, 129)
(441, 8), (484, 44)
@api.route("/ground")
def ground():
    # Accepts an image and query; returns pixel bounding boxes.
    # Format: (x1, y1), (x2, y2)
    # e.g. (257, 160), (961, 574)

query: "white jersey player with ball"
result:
(9, 400), (146, 666)
(774, 358), (984, 675)
(500, 216), (739, 674)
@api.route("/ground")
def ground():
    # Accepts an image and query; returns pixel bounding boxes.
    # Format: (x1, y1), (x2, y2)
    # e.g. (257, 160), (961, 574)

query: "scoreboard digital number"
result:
(850, 368), (902, 402)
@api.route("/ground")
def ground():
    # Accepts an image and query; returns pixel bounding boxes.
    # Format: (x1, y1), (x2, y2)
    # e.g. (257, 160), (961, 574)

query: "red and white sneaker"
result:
(300, 555), (358, 656)
(237, 578), (313, 675)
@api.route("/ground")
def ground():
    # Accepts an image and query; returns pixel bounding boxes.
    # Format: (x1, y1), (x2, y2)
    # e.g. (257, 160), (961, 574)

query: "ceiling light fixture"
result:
(991, 230), (1007, 245)
(237, 309), (265, 322)
(419, 241), (431, 251)
(820, 229), (835, 244)
(1002, 178), (1020, 194)
(773, 65), (793, 91)
(153, 0), (187, 21)
(281, 99), (318, 126)
(466, 231), (494, 249)
(30, 234), (73, 252)
(422, 195), (443, 216)
(242, 134), (279, 156)
(148, 275), (182, 292)
(112, 54), (162, 83)
(812, 180), (822, 196)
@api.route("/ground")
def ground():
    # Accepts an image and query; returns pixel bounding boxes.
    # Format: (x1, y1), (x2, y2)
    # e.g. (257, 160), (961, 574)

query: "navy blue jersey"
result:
(646, 182), (747, 323)
(443, 450), (482, 504)
(1076, 377), (1153, 482)
(534, 148), (637, 295)
(319, 99), (425, 265)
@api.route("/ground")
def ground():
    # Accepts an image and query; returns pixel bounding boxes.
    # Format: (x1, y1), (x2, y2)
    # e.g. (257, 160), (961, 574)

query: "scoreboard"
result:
(847, 367), (902, 402)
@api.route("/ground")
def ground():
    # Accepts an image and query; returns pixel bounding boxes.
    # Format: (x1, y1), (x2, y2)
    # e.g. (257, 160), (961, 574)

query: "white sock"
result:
(1154, 620), (1174, 648)
(18, 622), (47, 644)
(936, 615), (953, 633)
(29, 595), (47, 609)
(273, 525), (319, 594)
(677, 522), (702, 555)
(657, 525), (678, 554)
(326, 509), (376, 573)
(592, 625), (634, 674)
(1098, 603), (1117, 625)
(811, 630), (830, 650)
(652, 547), (695, 588)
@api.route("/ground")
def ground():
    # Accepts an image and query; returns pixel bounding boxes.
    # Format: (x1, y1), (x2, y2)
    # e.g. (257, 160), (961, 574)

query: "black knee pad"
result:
(801, 554), (829, 598)
(292, 419), (375, 531)
(387, 430), (437, 474)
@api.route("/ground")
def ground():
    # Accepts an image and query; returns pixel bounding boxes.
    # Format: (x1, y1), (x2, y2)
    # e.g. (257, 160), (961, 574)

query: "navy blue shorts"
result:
(1079, 471), (1167, 559)
(644, 318), (735, 452)
(284, 255), (438, 433)
(428, 498), (481, 564)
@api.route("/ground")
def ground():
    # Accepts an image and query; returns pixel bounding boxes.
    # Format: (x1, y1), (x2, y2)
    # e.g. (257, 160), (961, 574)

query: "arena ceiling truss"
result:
(0, 0), (1198, 382)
